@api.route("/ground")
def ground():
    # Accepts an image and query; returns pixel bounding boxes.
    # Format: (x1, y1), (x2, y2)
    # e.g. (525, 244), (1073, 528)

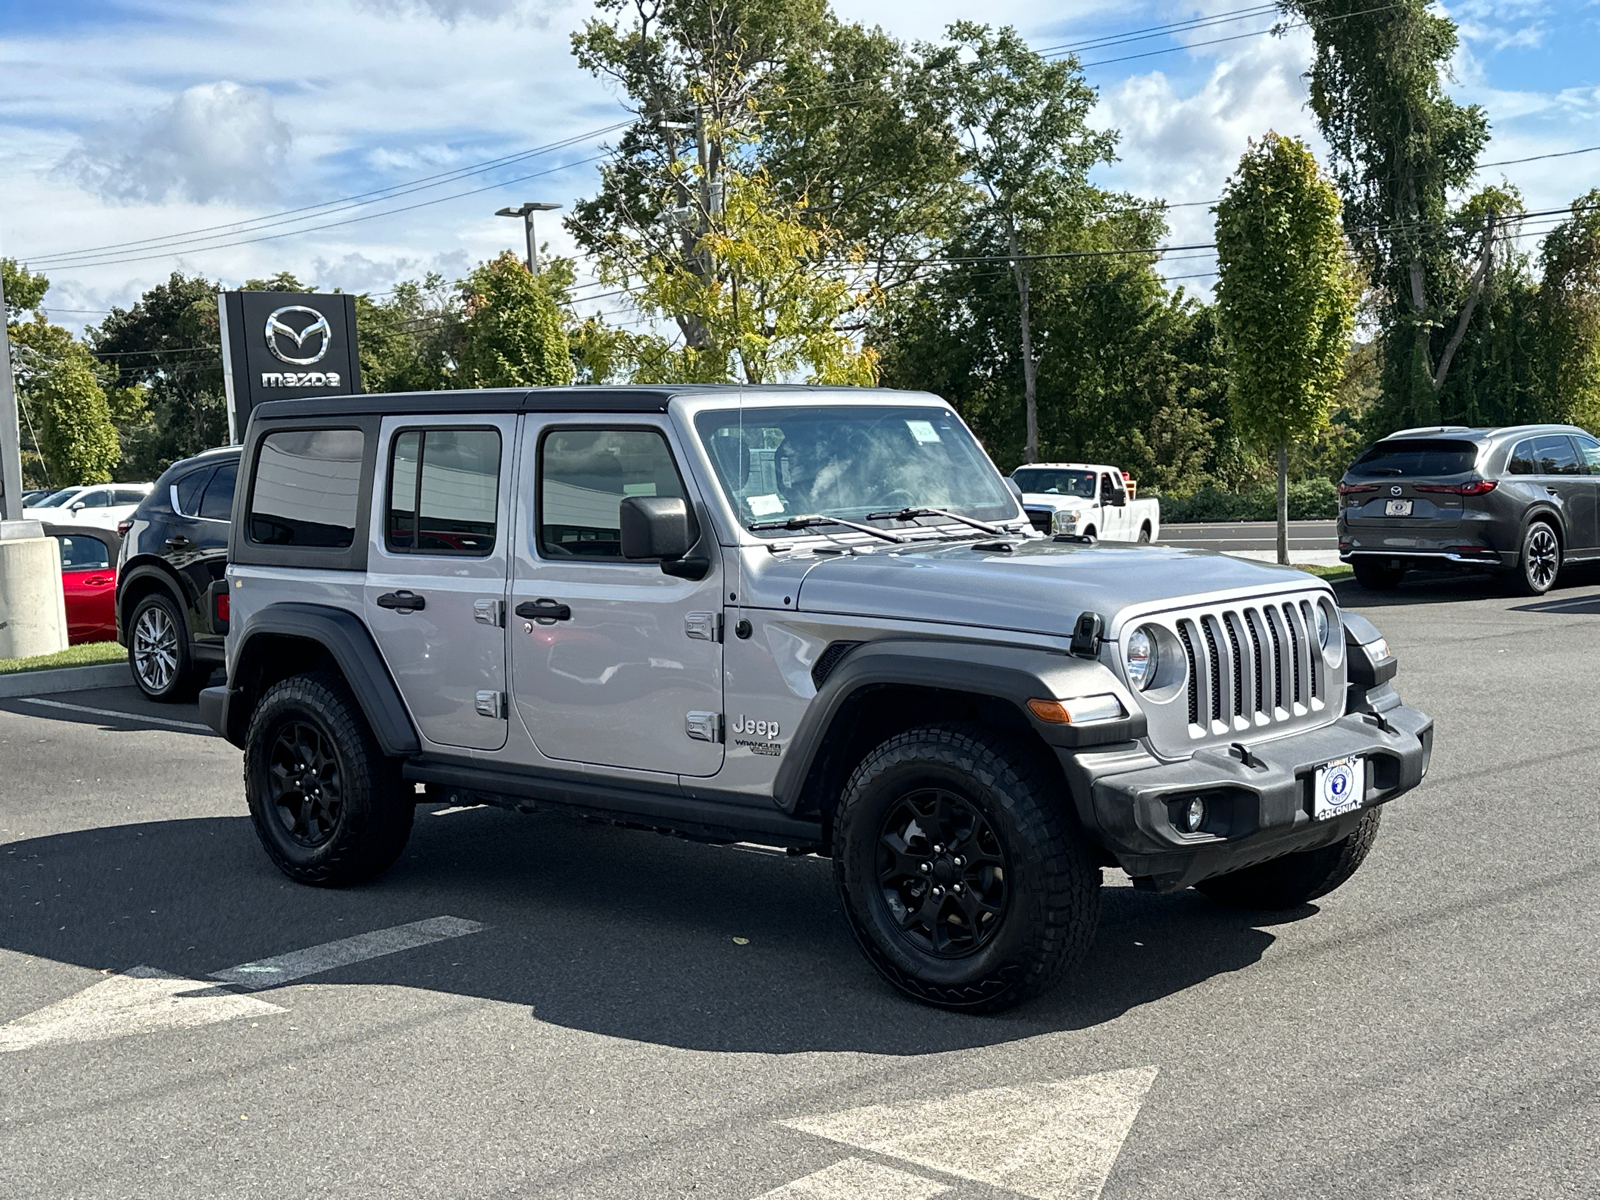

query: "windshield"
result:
(693, 405), (1017, 534)
(1012, 468), (1098, 498)
(1350, 439), (1479, 477)
(31, 488), (80, 508)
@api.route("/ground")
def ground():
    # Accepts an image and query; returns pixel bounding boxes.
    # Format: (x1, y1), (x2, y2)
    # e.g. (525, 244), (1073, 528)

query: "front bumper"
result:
(1059, 702), (1432, 892)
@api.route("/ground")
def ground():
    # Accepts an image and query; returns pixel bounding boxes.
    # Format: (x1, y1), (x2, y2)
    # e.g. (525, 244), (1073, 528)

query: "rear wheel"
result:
(128, 592), (206, 702)
(834, 724), (1100, 1012)
(1351, 559), (1405, 591)
(244, 671), (413, 886)
(1138, 523), (1151, 543)
(1513, 521), (1560, 595)
(1197, 809), (1381, 910)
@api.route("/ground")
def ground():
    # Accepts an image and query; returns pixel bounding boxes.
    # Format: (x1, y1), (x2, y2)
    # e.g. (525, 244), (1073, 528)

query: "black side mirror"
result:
(620, 496), (695, 561)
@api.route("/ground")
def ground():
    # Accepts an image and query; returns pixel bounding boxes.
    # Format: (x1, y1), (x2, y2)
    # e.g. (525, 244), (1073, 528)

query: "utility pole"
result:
(0, 264), (24, 521)
(495, 202), (562, 275)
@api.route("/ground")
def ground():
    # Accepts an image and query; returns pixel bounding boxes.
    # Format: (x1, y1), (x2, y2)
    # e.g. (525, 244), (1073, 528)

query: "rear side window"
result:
(1507, 440), (1537, 475)
(197, 462), (237, 521)
(248, 429), (364, 548)
(1576, 434), (1600, 474)
(54, 534), (111, 570)
(386, 429), (501, 556)
(1351, 439), (1478, 477)
(539, 428), (686, 559)
(173, 468), (213, 516)
(1531, 435), (1581, 475)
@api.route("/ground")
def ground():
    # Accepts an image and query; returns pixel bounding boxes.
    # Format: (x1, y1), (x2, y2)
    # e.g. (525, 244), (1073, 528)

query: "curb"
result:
(0, 660), (131, 699)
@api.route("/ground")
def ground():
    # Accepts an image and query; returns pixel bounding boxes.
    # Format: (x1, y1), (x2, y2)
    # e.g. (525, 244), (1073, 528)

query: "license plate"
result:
(1384, 499), (1413, 517)
(1313, 756), (1364, 821)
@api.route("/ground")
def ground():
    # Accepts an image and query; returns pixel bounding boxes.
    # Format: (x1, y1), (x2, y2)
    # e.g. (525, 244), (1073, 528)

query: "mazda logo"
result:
(264, 305), (332, 366)
(1390, 485), (1402, 496)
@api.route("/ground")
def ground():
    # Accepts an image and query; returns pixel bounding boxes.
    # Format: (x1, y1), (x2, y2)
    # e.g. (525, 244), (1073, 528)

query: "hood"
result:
(1019, 492), (1086, 512)
(793, 538), (1320, 638)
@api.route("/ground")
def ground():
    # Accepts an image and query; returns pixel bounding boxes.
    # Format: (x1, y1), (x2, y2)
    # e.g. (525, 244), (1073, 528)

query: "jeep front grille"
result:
(1134, 594), (1338, 755)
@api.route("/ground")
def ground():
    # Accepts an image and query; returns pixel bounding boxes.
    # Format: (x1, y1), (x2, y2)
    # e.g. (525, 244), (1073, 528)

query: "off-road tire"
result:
(127, 592), (206, 702)
(244, 670), (412, 887)
(834, 723), (1100, 1012)
(1351, 559), (1405, 591)
(1196, 809), (1381, 910)
(1511, 520), (1561, 596)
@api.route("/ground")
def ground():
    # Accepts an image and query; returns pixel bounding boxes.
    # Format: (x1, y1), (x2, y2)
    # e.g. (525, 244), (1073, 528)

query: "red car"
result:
(44, 522), (121, 644)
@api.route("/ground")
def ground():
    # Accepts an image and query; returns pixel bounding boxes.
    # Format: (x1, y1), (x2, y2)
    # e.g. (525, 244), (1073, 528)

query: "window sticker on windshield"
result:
(748, 493), (784, 516)
(905, 419), (942, 444)
(623, 483), (658, 497)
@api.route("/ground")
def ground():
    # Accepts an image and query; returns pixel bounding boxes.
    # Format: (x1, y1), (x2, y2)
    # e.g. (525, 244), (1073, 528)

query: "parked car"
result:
(25, 482), (153, 524)
(41, 520), (121, 644)
(115, 446), (240, 700)
(1010, 462), (1161, 541)
(1338, 424), (1600, 594)
(202, 385), (1430, 1013)
(22, 488), (54, 506)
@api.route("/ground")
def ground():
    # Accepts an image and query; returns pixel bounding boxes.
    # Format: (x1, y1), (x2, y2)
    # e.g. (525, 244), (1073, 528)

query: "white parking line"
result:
(9, 696), (213, 733)
(210, 916), (486, 990)
(756, 1158), (950, 1199)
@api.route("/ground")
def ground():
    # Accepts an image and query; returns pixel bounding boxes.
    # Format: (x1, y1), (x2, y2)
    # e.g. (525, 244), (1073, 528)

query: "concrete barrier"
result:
(0, 661), (131, 699)
(0, 520), (69, 659)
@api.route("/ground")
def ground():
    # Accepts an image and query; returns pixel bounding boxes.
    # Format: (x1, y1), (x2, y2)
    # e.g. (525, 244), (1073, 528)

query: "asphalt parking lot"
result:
(4, 572), (1600, 1199)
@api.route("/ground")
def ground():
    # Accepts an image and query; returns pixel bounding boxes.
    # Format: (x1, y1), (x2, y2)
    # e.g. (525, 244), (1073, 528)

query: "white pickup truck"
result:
(1010, 462), (1161, 542)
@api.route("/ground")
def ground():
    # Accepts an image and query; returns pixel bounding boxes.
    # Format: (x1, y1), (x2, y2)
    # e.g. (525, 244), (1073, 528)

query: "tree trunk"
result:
(1008, 221), (1039, 463)
(1277, 440), (1289, 566)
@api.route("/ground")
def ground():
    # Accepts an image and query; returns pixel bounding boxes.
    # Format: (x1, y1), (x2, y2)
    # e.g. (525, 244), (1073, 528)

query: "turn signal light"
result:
(1027, 695), (1126, 725)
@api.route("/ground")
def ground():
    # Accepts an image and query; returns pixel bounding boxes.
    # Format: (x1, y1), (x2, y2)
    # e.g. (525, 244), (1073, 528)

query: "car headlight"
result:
(1125, 626), (1157, 690)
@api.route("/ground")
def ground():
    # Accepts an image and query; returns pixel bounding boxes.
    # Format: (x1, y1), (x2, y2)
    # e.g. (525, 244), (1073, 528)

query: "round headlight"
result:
(1125, 626), (1157, 690)
(1313, 603), (1331, 651)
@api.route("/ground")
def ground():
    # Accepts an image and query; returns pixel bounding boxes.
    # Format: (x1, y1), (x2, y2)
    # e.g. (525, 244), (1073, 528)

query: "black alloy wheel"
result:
(266, 721), (345, 848)
(876, 788), (1009, 958)
(1517, 522), (1560, 595)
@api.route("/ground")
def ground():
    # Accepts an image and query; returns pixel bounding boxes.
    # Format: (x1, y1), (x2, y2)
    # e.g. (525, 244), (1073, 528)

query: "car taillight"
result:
(1337, 483), (1379, 496)
(1415, 479), (1498, 496)
(117, 519), (134, 536)
(215, 590), (230, 623)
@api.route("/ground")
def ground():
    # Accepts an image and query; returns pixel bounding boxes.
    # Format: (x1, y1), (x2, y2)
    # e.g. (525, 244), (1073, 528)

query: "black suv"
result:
(116, 446), (241, 700)
(1338, 424), (1600, 594)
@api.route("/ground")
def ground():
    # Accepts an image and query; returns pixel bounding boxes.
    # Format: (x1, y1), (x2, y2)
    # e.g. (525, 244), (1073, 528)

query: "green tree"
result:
(356, 274), (460, 394)
(923, 23), (1128, 462)
(1536, 191), (1600, 430)
(87, 273), (226, 475)
(2, 258), (49, 319)
(1215, 133), (1357, 564)
(9, 316), (121, 485)
(455, 252), (575, 388)
(1280, 0), (1490, 426)
(587, 169), (877, 385)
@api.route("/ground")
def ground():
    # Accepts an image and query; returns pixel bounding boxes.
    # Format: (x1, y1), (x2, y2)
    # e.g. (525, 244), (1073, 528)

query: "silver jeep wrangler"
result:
(201, 385), (1433, 1011)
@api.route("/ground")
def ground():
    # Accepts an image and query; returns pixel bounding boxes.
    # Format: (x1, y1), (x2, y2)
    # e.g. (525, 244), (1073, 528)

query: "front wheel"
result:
(1514, 521), (1560, 595)
(244, 671), (413, 886)
(1196, 809), (1381, 909)
(834, 724), (1100, 1012)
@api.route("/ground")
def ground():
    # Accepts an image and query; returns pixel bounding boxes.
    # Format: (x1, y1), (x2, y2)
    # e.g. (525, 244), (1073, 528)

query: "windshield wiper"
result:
(747, 514), (906, 544)
(866, 506), (1007, 536)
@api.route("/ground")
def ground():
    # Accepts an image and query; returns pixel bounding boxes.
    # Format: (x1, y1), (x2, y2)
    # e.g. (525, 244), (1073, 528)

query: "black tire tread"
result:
(244, 670), (411, 887)
(1197, 808), (1381, 910)
(834, 723), (1100, 1012)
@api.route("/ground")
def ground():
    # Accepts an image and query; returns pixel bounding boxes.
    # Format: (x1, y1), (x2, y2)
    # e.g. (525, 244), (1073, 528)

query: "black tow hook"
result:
(1228, 742), (1264, 769)
(1360, 711), (1397, 735)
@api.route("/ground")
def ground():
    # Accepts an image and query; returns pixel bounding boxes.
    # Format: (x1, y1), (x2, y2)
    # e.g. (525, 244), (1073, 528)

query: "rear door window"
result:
(539, 428), (686, 559)
(197, 462), (237, 521)
(54, 534), (111, 570)
(248, 429), (365, 548)
(1351, 440), (1479, 477)
(1575, 434), (1600, 474)
(386, 429), (501, 556)
(173, 468), (214, 516)
(1531, 435), (1581, 475)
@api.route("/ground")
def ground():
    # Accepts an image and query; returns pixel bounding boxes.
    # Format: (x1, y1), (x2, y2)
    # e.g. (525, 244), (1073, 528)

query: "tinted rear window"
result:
(1350, 439), (1478, 477)
(198, 462), (237, 520)
(248, 429), (364, 548)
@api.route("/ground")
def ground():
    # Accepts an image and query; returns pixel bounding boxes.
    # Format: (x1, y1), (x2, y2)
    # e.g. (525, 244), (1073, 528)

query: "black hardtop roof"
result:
(249, 384), (938, 422)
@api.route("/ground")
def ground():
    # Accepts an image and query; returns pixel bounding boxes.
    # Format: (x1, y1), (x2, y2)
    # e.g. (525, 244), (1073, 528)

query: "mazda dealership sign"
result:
(219, 291), (361, 442)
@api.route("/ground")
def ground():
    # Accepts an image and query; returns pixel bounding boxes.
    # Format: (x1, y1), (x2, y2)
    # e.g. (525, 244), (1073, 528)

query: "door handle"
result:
(85, 576), (112, 587)
(164, 535), (193, 549)
(515, 599), (571, 622)
(376, 590), (427, 612)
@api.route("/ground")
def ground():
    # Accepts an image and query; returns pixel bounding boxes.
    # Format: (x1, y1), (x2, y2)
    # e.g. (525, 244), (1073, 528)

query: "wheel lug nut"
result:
(919, 862), (931, 873)
(933, 844), (945, 855)
(952, 883), (963, 894)
(953, 856), (965, 867)
(931, 886), (944, 897)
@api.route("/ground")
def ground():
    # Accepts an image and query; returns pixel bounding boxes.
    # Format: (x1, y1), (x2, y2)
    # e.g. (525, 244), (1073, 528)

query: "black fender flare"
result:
(225, 602), (419, 756)
(116, 560), (191, 639)
(771, 639), (1145, 814)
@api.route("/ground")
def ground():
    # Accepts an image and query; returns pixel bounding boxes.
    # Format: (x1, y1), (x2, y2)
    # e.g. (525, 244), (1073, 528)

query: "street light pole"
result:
(0, 265), (24, 521)
(495, 202), (562, 275)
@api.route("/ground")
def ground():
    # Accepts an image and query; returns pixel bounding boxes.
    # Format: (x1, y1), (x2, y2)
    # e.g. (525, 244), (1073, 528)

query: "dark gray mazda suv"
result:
(1338, 424), (1600, 594)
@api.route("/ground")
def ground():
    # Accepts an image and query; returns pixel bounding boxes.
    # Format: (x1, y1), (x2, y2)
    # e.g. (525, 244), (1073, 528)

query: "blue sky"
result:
(1, 0), (1595, 331)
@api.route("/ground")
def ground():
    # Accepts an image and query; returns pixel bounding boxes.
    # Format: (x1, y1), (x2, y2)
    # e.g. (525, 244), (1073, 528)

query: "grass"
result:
(0, 640), (126, 675)
(1296, 564), (1353, 580)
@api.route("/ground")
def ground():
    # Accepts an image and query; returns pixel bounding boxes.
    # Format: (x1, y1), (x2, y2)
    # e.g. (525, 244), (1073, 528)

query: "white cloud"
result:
(355, 0), (544, 23)
(62, 81), (292, 206)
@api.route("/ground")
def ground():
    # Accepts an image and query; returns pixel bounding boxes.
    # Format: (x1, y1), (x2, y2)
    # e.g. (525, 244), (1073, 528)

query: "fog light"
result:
(1184, 797), (1205, 833)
